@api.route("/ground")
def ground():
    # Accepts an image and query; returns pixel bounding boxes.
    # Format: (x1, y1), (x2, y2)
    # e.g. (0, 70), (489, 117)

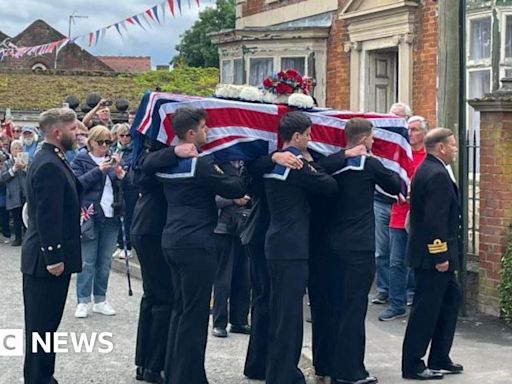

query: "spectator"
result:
(11, 125), (22, 140)
(128, 110), (137, 126)
(21, 126), (39, 163)
(71, 125), (126, 318)
(112, 123), (136, 258)
(0, 140), (27, 246)
(65, 121), (89, 163)
(82, 99), (113, 129)
(0, 152), (11, 242)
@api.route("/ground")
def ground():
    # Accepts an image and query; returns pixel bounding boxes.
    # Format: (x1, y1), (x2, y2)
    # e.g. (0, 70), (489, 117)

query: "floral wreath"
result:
(263, 69), (309, 95)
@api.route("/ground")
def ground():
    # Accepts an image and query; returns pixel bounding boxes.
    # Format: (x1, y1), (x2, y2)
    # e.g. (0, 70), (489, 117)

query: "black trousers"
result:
(23, 273), (71, 384)
(11, 206), (24, 241)
(212, 233), (250, 329)
(266, 259), (308, 384)
(163, 247), (216, 384)
(402, 269), (461, 374)
(243, 243), (270, 380)
(117, 189), (138, 250)
(0, 206), (11, 237)
(330, 250), (375, 382)
(308, 246), (333, 376)
(133, 235), (173, 373)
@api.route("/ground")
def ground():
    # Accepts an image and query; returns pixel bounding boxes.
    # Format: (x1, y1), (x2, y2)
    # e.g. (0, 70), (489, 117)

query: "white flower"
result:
(288, 93), (314, 109)
(225, 84), (243, 99)
(215, 84), (229, 98)
(239, 86), (263, 102)
(262, 91), (277, 104)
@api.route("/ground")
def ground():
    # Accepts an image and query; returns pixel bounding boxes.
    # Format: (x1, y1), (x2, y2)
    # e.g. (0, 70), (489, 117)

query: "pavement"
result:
(1, 241), (512, 383)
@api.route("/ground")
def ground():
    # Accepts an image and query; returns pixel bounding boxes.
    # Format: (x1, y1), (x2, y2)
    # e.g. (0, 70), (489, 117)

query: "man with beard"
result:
(21, 126), (39, 163)
(22, 108), (82, 384)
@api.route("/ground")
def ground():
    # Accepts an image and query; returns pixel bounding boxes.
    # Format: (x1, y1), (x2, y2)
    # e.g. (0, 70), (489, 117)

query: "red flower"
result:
(275, 83), (294, 95)
(286, 69), (299, 80)
(263, 78), (274, 88)
(277, 71), (287, 80)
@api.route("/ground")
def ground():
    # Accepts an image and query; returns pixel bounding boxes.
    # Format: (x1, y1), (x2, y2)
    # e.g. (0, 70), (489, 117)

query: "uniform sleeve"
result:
(140, 147), (178, 174)
(33, 163), (66, 266)
(424, 172), (453, 265)
(245, 153), (275, 177)
(197, 160), (245, 199)
(368, 157), (402, 196)
(315, 150), (346, 175)
(289, 160), (338, 195)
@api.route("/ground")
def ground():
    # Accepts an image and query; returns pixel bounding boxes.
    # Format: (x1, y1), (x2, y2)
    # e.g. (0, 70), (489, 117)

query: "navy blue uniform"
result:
(155, 154), (244, 384)
(402, 154), (462, 376)
(264, 147), (337, 384)
(22, 143), (82, 384)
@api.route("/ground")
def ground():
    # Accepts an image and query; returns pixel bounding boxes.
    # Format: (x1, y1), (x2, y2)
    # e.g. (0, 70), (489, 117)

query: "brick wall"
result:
(412, 1), (438, 126)
(242, 0), (308, 17)
(477, 110), (512, 315)
(325, 2), (350, 110)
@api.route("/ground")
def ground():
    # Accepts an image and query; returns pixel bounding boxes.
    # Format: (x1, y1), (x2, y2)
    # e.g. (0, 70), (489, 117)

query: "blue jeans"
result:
(374, 200), (391, 295)
(77, 217), (119, 304)
(389, 228), (409, 312)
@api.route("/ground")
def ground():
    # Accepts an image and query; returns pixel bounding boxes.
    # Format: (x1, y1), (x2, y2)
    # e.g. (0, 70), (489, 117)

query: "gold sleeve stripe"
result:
(428, 239), (448, 254)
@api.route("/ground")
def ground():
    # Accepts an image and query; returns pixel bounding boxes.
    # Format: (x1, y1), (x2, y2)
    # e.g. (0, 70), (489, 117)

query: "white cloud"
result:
(0, 0), (217, 66)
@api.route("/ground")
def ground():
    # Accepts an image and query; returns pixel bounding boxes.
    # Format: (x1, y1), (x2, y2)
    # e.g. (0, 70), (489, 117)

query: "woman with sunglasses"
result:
(71, 125), (126, 319)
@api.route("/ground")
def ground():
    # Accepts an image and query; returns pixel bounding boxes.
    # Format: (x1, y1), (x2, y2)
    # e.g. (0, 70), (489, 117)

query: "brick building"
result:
(0, 20), (151, 73)
(211, 0), (438, 126)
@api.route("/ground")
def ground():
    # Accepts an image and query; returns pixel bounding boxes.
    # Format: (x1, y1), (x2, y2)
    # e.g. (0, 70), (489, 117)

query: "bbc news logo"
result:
(0, 330), (113, 356)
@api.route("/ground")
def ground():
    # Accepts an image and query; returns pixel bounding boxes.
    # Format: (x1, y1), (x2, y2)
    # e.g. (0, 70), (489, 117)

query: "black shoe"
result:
(333, 376), (378, 384)
(50, 378), (59, 384)
(135, 366), (144, 380)
(11, 238), (21, 246)
(402, 369), (444, 380)
(230, 324), (251, 334)
(143, 369), (163, 384)
(212, 327), (228, 338)
(429, 362), (463, 374)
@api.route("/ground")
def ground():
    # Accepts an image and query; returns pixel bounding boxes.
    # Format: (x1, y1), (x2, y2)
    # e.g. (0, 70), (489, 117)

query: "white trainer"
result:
(93, 301), (116, 316)
(112, 248), (122, 259)
(75, 303), (89, 318)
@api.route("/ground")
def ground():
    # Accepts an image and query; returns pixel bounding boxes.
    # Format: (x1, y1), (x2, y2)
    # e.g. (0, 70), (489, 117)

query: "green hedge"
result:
(0, 66), (219, 111)
(499, 227), (512, 323)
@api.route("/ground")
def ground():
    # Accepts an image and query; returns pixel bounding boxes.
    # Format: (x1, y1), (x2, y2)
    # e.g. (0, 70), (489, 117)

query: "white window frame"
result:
(279, 56), (308, 76)
(466, 11), (493, 68)
(498, 8), (512, 80)
(221, 59), (233, 84)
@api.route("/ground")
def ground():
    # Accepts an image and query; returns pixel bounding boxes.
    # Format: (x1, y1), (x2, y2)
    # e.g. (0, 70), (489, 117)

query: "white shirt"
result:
(89, 154), (114, 218)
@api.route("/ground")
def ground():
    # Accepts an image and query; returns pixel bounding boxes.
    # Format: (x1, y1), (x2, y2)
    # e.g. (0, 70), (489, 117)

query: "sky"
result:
(0, 0), (217, 66)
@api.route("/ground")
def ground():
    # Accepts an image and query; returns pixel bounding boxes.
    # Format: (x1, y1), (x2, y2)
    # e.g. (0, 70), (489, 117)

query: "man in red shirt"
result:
(378, 116), (428, 321)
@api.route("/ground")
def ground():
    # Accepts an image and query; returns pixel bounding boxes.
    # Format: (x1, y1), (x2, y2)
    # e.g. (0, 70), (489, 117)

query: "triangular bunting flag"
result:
(176, 0), (182, 14)
(167, 0), (175, 17)
(114, 23), (123, 38)
(133, 15), (146, 30)
(146, 9), (155, 21)
(152, 5), (160, 23)
(160, 2), (166, 23)
(126, 17), (135, 25)
(89, 32), (94, 47)
(188, 0), (191, 8)
(121, 20), (129, 33)
(140, 13), (152, 28)
(196, 0), (200, 6)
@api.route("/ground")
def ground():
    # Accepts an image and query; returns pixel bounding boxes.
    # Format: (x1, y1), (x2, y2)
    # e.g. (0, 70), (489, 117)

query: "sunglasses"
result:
(96, 140), (113, 146)
(118, 134), (131, 138)
(13, 129), (21, 133)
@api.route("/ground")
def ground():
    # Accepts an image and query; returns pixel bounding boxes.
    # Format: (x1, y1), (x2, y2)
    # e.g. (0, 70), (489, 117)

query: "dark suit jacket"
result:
(264, 149), (338, 261)
(406, 154), (460, 271)
(21, 143), (82, 276)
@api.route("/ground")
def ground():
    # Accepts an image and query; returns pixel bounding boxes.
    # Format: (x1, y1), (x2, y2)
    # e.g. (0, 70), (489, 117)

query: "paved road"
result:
(1, 242), (512, 383)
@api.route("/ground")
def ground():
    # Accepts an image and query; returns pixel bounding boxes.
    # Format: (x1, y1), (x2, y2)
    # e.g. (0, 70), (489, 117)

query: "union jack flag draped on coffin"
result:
(131, 92), (413, 188)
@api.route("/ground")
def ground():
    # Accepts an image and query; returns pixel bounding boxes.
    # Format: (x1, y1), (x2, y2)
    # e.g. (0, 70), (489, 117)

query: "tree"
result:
(172, 0), (235, 68)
